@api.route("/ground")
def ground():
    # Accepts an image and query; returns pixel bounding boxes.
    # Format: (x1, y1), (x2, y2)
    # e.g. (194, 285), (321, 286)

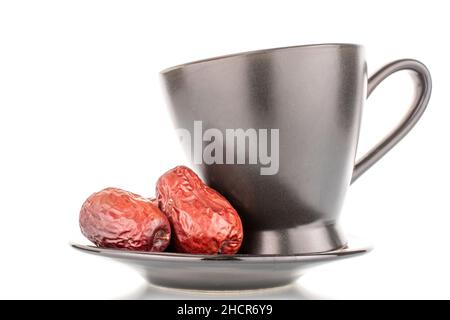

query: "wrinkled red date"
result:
(80, 187), (171, 251)
(156, 166), (243, 254)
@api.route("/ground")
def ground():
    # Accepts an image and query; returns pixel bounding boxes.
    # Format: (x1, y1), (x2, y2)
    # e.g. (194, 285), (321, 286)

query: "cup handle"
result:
(351, 59), (432, 183)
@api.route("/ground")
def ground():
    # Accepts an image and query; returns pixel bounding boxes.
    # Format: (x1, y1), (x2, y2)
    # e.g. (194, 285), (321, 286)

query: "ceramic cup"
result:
(161, 44), (431, 254)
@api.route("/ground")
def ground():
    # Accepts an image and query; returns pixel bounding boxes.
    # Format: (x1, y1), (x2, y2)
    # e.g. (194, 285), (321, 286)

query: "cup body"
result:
(161, 44), (366, 254)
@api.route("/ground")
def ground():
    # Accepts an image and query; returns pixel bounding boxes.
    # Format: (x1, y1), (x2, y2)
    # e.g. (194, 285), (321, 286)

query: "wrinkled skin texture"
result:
(156, 166), (243, 254)
(80, 188), (171, 251)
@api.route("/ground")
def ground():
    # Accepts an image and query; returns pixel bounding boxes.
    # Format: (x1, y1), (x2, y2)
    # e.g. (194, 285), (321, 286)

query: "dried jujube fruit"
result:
(80, 187), (171, 251)
(156, 166), (243, 254)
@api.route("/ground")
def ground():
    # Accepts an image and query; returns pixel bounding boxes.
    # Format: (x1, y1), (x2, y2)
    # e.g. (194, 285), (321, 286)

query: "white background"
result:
(0, 0), (448, 299)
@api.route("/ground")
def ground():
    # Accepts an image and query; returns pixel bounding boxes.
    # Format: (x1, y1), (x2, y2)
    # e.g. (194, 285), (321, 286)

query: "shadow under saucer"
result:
(119, 281), (322, 300)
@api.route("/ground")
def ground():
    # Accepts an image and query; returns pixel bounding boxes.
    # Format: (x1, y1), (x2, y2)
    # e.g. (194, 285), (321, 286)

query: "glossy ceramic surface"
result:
(71, 238), (371, 291)
(161, 44), (431, 254)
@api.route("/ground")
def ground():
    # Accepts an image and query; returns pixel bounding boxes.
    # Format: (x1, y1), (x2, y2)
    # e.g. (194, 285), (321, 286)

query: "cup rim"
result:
(160, 43), (362, 74)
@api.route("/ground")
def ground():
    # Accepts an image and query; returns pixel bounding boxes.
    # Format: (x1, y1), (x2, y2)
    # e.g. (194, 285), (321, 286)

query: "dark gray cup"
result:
(161, 44), (431, 255)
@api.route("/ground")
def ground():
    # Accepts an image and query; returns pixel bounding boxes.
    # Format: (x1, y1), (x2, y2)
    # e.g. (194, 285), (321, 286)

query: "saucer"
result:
(71, 237), (371, 291)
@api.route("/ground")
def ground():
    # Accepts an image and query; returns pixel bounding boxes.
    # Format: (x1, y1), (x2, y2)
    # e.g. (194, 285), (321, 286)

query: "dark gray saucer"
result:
(71, 237), (371, 291)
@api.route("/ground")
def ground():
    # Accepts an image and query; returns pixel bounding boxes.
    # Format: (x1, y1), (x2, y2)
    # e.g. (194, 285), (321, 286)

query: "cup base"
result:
(239, 222), (346, 255)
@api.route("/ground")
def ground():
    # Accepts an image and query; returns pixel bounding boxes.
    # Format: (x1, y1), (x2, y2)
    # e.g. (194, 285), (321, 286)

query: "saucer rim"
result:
(70, 236), (372, 263)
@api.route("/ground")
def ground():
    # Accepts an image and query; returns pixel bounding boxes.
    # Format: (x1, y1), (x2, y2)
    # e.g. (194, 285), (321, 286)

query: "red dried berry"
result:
(156, 166), (243, 254)
(80, 187), (171, 251)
